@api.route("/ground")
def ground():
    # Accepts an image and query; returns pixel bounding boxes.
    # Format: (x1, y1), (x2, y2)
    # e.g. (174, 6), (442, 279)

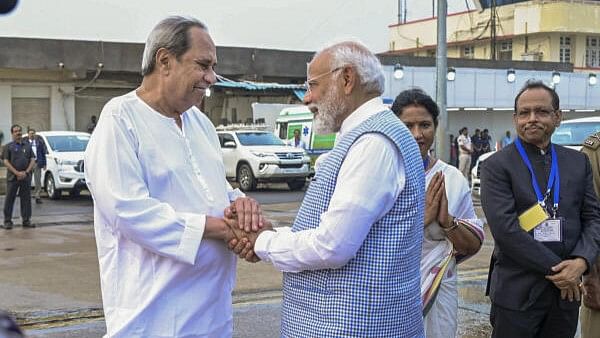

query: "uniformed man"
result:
(580, 131), (600, 338)
(2, 124), (35, 229)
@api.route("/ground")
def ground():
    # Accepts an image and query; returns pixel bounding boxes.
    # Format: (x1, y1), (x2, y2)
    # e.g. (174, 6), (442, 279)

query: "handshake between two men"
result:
(220, 197), (274, 263)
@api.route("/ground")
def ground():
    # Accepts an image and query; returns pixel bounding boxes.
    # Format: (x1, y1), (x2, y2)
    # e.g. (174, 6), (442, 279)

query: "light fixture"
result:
(552, 71), (561, 84)
(393, 63), (404, 79)
(205, 87), (211, 97)
(589, 73), (597, 86)
(506, 69), (516, 83)
(447, 67), (456, 81)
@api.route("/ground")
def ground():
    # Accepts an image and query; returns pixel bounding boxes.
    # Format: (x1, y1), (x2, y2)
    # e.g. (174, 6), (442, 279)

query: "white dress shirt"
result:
(287, 137), (307, 150)
(457, 134), (472, 155)
(254, 97), (406, 272)
(84, 91), (243, 338)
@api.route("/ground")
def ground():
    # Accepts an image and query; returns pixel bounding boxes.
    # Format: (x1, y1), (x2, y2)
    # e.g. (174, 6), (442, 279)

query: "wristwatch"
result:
(442, 217), (460, 233)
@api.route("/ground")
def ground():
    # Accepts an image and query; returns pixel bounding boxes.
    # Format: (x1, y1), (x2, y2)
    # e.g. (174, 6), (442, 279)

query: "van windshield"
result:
(236, 132), (285, 146)
(551, 122), (600, 146)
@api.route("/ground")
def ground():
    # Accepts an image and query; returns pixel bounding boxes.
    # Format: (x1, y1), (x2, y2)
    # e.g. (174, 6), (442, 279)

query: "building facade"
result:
(0, 37), (310, 141)
(389, 0), (600, 72)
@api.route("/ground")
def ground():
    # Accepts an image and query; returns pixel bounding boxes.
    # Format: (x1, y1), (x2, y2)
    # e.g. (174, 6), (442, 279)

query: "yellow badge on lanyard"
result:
(518, 203), (549, 232)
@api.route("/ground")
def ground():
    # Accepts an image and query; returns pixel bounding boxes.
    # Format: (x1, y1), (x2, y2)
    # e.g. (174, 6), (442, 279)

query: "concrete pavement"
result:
(0, 198), (300, 326)
(0, 193), (496, 337)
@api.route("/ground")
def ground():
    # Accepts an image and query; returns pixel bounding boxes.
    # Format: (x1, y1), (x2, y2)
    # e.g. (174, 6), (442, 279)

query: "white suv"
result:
(551, 116), (600, 151)
(217, 129), (311, 191)
(470, 151), (496, 196)
(37, 131), (90, 199)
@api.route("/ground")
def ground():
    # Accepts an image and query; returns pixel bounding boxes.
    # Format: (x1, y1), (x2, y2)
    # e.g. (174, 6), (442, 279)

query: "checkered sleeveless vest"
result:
(281, 110), (425, 337)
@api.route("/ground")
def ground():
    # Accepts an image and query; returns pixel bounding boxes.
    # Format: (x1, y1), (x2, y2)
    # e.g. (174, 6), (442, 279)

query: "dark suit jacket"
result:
(23, 136), (47, 168)
(481, 139), (600, 311)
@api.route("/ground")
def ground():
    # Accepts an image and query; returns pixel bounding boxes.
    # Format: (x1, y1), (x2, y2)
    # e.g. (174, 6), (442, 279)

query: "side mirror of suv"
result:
(223, 141), (236, 148)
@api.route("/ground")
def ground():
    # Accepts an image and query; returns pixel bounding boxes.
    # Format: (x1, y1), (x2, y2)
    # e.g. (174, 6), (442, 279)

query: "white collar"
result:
(337, 97), (387, 141)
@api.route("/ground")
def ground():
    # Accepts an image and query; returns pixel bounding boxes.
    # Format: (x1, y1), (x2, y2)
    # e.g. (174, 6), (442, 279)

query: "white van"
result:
(274, 106), (336, 170)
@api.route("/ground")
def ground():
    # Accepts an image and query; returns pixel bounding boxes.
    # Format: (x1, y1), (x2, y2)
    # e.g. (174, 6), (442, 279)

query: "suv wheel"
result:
(45, 174), (61, 200)
(237, 164), (256, 192)
(287, 179), (306, 191)
(69, 189), (81, 197)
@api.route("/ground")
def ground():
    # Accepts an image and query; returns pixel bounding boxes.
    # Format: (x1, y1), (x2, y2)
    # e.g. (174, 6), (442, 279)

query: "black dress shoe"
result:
(1, 221), (13, 230)
(22, 220), (35, 228)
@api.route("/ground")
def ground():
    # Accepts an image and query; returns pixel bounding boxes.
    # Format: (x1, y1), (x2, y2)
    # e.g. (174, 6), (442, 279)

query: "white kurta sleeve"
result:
(254, 134), (405, 272)
(226, 182), (245, 202)
(85, 111), (206, 265)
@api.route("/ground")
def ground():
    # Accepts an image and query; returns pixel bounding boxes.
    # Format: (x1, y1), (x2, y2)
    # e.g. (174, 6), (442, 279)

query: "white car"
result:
(551, 116), (600, 151)
(217, 129), (311, 191)
(470, 151), (496, 196)
(471, 116), (600, 195)
(37, 131), (90, 199)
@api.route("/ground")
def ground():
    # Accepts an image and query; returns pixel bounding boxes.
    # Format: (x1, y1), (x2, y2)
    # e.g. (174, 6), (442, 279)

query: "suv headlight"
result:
(55, 158), (78, 166)
(250, 151), (276, 158)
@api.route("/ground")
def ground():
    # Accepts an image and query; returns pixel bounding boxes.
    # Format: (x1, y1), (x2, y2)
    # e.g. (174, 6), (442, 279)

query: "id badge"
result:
(518, 203), (549, 232)
(533, 218), (562, 242)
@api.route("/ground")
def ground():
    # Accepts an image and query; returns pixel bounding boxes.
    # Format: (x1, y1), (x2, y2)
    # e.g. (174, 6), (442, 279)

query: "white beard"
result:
(311, 86), (346, 135)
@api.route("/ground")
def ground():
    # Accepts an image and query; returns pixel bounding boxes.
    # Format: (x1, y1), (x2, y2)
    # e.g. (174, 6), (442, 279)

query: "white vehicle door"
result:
(219, 133), (237, 178)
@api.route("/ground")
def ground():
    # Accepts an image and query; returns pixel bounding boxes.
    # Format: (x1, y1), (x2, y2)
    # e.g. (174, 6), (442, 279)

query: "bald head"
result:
(312, 41), (385, 96)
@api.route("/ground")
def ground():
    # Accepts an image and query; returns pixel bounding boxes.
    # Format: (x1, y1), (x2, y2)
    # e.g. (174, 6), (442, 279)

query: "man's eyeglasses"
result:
(304, 66), (345, 93)
(514, 108), (556, 120)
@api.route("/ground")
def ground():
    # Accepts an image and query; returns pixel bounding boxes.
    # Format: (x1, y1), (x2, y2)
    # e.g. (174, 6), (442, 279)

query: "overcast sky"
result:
(0, 0), (475, 53)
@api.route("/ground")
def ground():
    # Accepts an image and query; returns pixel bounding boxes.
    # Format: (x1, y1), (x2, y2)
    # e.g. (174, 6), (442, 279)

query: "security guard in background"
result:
(1, 124), (35, 229)
(581, 131), (600, 338)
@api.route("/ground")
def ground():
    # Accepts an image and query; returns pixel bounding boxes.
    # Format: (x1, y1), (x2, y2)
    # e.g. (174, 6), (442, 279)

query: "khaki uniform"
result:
(580, 132), (600, 338)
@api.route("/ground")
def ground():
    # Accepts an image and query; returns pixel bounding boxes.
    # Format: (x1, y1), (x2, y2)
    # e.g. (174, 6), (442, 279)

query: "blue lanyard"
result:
(514, 138), (560, 212)
(423, 156), (429, 170)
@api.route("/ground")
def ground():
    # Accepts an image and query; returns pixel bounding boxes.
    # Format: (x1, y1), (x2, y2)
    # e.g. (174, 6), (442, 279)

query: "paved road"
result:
(0, 183), (304, 221)
(1, 191), (499, 338)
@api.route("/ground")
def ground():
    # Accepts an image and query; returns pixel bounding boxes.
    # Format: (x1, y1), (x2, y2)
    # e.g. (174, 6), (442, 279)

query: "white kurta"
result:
(84, 91), (242, 338)
(421, 159), (483, 338)
(254, 97), (406, 272)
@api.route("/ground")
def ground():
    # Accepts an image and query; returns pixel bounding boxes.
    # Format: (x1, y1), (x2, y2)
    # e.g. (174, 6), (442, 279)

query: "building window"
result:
(461, 45), (475, 59)
(586, 36), (600, 68)
(560, 36), (571, 63)
(497, 40), (512, 60)
(426, 50), (436, 57)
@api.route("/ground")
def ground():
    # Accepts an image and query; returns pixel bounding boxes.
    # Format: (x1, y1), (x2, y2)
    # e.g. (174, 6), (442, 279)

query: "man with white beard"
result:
(227, 41), (426, 337)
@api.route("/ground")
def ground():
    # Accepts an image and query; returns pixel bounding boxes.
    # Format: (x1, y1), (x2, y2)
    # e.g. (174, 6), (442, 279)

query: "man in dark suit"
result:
(481, 80), (600, 338)
(23, 128), (47, 204)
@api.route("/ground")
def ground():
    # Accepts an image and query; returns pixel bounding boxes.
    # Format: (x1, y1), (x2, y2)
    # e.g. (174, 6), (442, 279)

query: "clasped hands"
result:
(15, 170), (28, 181)
(425, 172), (453, 228)
(222, 197), (273, 263)
(545, 257), (588, 302)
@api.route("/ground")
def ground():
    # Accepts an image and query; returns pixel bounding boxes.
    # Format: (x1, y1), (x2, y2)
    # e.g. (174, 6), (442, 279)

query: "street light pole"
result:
(435, 0), (448, 162)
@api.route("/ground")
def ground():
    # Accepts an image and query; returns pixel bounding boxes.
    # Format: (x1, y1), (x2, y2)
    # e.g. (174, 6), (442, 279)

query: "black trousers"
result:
(3, 176), (32, 222)
(490, 286), (579, 338)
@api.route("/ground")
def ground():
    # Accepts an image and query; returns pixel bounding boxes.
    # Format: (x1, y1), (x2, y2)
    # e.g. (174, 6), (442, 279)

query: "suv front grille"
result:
(476, 161), (482, 178)
(279, 163), (304, 169)
(275, 152), (303, 160)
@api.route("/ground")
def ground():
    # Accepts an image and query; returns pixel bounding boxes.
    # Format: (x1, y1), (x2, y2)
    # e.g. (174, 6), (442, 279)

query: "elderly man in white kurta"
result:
(84, 16), (263, 338)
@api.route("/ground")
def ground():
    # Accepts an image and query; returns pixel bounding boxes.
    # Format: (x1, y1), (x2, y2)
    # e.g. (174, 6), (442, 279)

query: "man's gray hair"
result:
(141, 16), (208, 76)
(314, 41), (385, 95)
